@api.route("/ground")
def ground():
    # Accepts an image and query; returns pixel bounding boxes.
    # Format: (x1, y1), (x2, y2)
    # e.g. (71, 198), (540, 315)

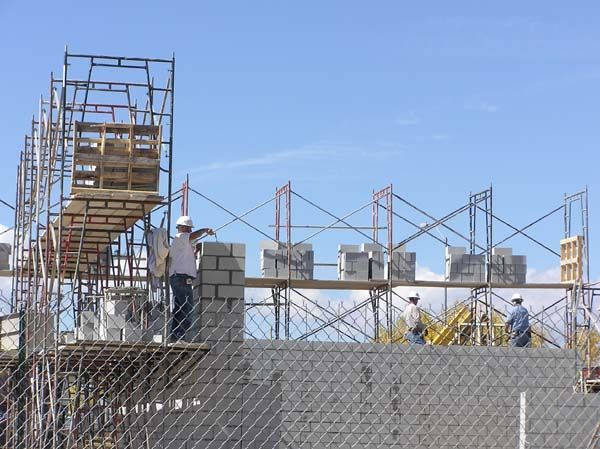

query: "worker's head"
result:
(176, 215), (194, 233)
(407, 291), (420, 303)
(511, 292), (524, 305)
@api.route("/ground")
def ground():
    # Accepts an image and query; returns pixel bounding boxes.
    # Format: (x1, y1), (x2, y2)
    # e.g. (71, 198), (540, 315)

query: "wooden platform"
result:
(245, 277), (570, 291)
(39, 190), (163, 278)
(0, 340), (209, 371)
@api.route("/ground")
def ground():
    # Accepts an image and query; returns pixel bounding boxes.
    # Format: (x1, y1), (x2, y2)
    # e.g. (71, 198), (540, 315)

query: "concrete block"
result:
(261, 267), (278, 278)
(260, 249), (278, 269)
(368, 251), (385, 280)
(260, 240), (282, 250)
(106, 299), (129, 316)
(122, 325), (145, 342)
(1, 315), (20, 334)
(104, 327), (123, 341)
(201, 242), (232, 257)
(199, 255), (217, 270)
(0, 333), (18, 350)
(231, 271), (245, 286)
(75, 326), (96, 341)
(492, 247), (513, 257)
(446, 246), (466, 257)
(79, 311), (96, 327)
(61, 331), (76, 344)
(217, 285), (244, 299)
(292, 243), (312, 252)
(338, 244), (359, 253)
(105, 314), (128, 329)
(230, 243), (246, 257)
(197, 284), (216, 297)
(361, 243), (384, 252)
(218, 256), (245, 271)
(201, 270), (231, 285)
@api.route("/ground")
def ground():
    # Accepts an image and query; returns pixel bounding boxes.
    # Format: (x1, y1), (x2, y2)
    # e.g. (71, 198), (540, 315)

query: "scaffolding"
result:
(5, 50), (213, 449)
(191, 181), (593, 357)
(2, 49), (599, 449)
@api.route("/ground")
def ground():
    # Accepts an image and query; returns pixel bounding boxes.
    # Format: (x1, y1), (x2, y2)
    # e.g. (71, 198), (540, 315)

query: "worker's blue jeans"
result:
(405, 330), (426, 345)
(170, 274), (194, 341)
(509, 330), (531, 348)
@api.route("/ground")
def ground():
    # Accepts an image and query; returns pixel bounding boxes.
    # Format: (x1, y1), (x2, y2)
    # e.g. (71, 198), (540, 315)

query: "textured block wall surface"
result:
(143, 241), (592, 449)
(150, 338), (592, 449)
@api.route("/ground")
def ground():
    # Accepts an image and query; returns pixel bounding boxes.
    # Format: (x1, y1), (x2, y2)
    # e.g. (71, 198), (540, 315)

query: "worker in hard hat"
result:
(505, 293), (531, 347)
(402, 291), (426, 345)
(169, 215), (214, 341)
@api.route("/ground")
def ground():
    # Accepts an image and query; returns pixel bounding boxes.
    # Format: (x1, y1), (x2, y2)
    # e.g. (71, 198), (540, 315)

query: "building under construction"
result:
(1, 51), (600, 449)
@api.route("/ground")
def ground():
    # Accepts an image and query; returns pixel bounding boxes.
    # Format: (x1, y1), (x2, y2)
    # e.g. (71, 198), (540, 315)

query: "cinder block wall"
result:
(147, 242), (592, 449)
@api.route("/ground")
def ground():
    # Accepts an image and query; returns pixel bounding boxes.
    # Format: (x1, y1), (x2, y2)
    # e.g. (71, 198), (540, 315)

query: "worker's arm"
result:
(189, 228), (215, 241)
(505, 311), (514, 332)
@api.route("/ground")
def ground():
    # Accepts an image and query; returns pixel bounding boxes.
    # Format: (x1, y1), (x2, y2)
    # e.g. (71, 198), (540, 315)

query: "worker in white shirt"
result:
(169, 215), (214, 341)
(402, 291), (426, 345)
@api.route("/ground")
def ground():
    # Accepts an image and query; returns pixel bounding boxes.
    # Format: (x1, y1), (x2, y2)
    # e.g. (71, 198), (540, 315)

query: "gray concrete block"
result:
(199, 255), (217, 270)
(106, 299), (129, 316)
(261, 267), (278, 278)
(217, 285), (244, 298)
(492, 247), (513, 257)
(218, 256), (245, 271)
(105, 314), (128, 329)
(361, 243), (384, 252)
(338, 244), (359, 253)
(260, 240), (282, 250)
(201, 270), (231, 285)
(103, 327), (122, 341)
(0, 333), (18, 350)
(201, 242), (232, 257)
(231, 271), (245, 286)
(230, 243), (246, 257)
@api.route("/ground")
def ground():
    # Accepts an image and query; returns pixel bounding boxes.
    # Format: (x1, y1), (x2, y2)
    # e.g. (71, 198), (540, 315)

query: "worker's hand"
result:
(206, 228), (215, 236)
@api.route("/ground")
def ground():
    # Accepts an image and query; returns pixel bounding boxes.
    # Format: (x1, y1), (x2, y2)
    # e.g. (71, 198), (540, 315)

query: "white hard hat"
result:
(176, 216), (194, 228)
(511, 293), (524, 303)
(408, 291), (420, 300)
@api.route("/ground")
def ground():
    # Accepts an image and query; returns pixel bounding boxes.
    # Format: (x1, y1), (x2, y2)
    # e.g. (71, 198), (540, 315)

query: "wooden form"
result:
(560, 235), (583, 283)
(72, 122), (161, 193)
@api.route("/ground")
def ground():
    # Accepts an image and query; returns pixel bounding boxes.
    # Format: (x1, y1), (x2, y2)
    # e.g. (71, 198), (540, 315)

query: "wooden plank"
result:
(244, 277), (570, 291)
(75, 153), (159, 167)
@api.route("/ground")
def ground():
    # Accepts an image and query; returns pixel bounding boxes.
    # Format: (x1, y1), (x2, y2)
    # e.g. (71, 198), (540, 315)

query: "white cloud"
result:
(189, 143), (402, 175)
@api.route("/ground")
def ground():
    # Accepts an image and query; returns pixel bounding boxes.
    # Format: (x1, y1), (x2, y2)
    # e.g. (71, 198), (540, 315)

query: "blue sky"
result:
(0, 1), (598, 280)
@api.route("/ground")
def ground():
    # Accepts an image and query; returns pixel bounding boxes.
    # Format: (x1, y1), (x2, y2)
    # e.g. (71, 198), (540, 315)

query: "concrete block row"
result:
(260, 244), (314, 280)
(338, 251), (369, 281)
(201, 242), (246, 258)
(386, 251), (416, 281)
(1, 312), (55, 350)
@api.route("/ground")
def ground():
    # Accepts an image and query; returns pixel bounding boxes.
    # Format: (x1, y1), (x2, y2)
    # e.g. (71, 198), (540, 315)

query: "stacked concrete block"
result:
(76, 310), (98, 340)
(0, 311), (54, 350)
(0, 243), (10, 270)
(386, 248), (417, 281)
(338, 244), (369, 280)
(0, 313), (20, 349)
(445, 246), (486, 283)
(361, 243), (386, 280)
(491, 247), (527, 284)
(260, 241), (314, 280)
(191, 242), (246, 345)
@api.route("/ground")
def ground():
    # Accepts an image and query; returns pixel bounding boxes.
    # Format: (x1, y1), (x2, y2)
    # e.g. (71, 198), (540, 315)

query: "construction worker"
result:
(403, 291), (426, 345)
(505, 293), (531, 348)
(169, 216), (214, 341)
